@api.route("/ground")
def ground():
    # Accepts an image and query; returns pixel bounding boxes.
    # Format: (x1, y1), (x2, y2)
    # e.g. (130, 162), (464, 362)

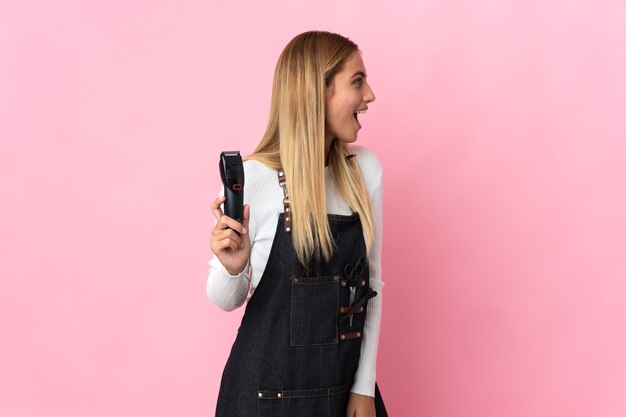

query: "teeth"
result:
(355, 110), (367, 114)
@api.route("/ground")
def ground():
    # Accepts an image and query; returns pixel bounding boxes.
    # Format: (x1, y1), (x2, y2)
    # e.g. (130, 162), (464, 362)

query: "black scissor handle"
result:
(339, 289), (377, 323)
(344, 257), (365, 279)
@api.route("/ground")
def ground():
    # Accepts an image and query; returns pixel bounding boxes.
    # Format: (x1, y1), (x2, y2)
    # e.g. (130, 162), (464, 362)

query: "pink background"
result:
(2, 1), (625, 416)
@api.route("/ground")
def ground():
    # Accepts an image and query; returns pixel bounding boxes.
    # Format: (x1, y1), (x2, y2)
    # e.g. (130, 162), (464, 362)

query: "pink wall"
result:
(2, 1), (625, 416)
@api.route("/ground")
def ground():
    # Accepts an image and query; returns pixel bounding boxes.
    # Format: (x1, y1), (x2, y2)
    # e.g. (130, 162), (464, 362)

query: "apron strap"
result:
(277, 170), (292, 232)
(277, 161), (360, 232)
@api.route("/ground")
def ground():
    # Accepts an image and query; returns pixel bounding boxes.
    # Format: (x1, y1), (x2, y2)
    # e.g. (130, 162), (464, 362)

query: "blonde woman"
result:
(208, 31), (387, 417)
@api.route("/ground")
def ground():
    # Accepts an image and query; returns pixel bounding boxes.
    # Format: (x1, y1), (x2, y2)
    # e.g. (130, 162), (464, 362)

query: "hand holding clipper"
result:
(219, 151), (245, 223)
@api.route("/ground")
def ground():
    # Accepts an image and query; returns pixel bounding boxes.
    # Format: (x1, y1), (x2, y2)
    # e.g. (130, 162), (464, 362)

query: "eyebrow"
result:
(351, 71), (367, 79)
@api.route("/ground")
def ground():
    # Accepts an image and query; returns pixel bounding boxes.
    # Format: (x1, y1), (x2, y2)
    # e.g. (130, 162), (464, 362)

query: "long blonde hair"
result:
(247, 31), (375, 266)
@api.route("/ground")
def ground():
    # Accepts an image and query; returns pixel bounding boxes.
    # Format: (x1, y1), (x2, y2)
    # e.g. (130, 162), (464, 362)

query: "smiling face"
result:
(325, 51), (376, 153)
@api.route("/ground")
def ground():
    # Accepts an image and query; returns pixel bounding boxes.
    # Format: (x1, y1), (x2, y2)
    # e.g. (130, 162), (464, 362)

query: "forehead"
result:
(336, 51), (366, 79)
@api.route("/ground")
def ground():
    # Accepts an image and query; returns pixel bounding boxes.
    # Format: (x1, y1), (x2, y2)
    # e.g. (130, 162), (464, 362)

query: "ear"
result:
(325, 81), (335, 100)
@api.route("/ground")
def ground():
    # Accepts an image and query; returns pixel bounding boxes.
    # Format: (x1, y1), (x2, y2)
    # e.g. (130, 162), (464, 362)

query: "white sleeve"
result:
(350, 151), (385, 397)
(206, 256), (251, 312)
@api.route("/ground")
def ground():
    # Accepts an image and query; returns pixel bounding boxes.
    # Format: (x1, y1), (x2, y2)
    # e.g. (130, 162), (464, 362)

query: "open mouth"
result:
(354, 109), (367, 121)
(354, 109), (366, 128)
(354, 109), (367, 119)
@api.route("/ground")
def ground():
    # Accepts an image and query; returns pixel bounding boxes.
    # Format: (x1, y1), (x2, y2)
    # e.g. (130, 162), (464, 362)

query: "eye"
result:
(353, 77), (363, 88)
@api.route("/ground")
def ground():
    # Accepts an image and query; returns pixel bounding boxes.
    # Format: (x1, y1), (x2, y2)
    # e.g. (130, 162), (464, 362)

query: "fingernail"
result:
(242, 227), (247, 234)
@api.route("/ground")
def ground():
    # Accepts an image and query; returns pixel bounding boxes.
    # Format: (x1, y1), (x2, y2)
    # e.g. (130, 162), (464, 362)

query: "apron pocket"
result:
(258, 382), (352, 417)
(290, 274), (340, 346)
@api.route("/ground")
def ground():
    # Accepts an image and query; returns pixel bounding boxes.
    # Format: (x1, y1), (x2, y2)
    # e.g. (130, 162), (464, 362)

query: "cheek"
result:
(328, 102), (347, 122)
(337, 98), (356, 119)
(326, 93), (357, 129)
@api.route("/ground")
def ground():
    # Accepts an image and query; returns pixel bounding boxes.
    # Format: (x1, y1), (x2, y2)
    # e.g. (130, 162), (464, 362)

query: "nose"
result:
(364, 82), (376, 103)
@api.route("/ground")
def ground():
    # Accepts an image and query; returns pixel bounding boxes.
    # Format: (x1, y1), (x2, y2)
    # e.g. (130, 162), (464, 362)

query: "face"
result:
(325, 51), (376, 149)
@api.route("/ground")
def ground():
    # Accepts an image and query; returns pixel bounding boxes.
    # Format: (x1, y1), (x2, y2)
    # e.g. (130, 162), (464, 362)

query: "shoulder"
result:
(350, 146), (382, 174)
(241, 159), (283, 237)
(243, 159), (279, 188)
(349, 146), (382, 190)
(242, 159), (283, 205)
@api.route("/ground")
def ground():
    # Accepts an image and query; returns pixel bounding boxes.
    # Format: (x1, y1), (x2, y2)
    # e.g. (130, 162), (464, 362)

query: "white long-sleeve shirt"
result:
(207, 145), (384, 397)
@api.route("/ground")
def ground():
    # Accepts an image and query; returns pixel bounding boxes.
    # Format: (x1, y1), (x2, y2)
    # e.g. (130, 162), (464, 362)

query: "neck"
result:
(325, 137), (334, 166)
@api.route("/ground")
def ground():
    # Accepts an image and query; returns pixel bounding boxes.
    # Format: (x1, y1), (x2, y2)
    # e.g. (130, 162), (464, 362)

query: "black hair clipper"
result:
(219, 151), (245, 223)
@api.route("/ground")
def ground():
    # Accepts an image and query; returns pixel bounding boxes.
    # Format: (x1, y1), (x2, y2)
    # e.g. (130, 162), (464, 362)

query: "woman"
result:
(207, 31), (387, 417)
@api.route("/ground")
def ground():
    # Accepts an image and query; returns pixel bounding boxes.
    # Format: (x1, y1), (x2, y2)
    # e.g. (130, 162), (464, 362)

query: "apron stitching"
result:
(326, 388), (330, 417)
(335, 282), (339, 343)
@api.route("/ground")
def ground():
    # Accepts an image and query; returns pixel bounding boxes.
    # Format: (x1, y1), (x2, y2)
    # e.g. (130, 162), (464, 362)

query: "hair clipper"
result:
(219, 151), (245, 223)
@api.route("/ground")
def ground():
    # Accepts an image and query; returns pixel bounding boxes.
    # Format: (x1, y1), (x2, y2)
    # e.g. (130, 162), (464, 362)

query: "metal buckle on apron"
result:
(277, 170), (291, 232)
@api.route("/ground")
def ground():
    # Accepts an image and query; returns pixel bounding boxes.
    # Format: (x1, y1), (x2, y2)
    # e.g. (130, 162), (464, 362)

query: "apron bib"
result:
(215, 174), (388, 417)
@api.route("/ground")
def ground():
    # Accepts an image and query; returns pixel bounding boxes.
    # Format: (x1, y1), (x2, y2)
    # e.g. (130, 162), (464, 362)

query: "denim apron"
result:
(215, 174), (388, 417)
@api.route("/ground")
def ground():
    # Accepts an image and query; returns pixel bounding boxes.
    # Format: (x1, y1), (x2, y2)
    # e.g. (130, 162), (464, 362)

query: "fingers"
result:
(212, 238), (242, 254)
(212, 228), (244, 252)
(214, 227), (243, 244)
(211, 197), (250, 256)
(211, 197), (249, 236)
(211, 196), (225, 222)
(215, 214), (247, 235)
